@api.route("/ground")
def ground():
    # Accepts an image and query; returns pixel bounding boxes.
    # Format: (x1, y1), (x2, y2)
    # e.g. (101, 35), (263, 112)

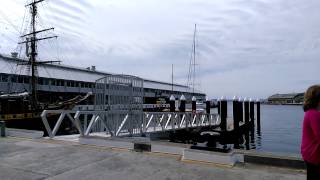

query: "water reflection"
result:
(210, 104), (302, 154)
(231, 104), (303, 154)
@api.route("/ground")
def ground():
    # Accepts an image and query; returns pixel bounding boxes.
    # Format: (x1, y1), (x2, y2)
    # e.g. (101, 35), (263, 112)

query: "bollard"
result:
(179, 95), (186, 112)
(192, 96), (197, 113)
(249, 98), (255, 128)
(256, 99), (261, 133)
(232, 96), (240, 148)
(205, 97), (211, 114)
(169, 95), (175, 112)
(238, 97), (244, 123)
(0, 121), (6, 137)
(220, 96), (227, 131)
(244, 98), (250, 125)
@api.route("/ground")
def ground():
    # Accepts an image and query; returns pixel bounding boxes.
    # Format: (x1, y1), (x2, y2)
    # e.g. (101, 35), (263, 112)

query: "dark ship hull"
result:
(0, 92), (92, 136)
(3, 113), (78, 136)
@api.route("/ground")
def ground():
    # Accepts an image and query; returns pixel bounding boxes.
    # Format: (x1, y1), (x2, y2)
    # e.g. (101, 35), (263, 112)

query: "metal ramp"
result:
(41, 110), (219, 138)
(41, 74), (219, 138)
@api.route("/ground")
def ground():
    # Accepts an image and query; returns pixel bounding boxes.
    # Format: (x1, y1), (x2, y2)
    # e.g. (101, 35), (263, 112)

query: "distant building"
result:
(267, 93), (304, 104)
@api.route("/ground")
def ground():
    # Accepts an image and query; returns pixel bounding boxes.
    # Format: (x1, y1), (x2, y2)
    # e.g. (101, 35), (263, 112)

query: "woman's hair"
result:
(303, 85), (320, 112)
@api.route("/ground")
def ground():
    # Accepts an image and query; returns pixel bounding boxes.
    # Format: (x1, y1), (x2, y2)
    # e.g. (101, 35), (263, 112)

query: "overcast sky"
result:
(0, 0), (319, 99)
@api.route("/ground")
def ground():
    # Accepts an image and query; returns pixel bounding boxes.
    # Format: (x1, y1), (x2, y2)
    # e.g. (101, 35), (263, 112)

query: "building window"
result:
(38, 78), (44, 85)
(18, 76), (24, 83)
(10, 76), (17, 83)
(56, 79), (63, 86)
(23, 77), (30, 84)
(0, 74), (8, 82)
(50, 79), (56, 86)
(43, 78), (49, 85)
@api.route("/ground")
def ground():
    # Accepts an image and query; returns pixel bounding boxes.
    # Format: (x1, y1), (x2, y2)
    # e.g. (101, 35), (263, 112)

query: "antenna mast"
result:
(18, 0), (58, 109)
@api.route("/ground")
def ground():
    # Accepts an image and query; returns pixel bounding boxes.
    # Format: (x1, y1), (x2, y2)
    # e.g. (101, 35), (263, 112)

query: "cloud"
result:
(0, 0), (319, 99)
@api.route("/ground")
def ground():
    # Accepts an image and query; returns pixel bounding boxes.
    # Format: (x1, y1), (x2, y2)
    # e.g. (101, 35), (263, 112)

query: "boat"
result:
(0, 0), (91, 133)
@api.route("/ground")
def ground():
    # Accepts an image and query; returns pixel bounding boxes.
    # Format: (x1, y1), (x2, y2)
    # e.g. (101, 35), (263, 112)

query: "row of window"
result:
(0, 74), (93, 88)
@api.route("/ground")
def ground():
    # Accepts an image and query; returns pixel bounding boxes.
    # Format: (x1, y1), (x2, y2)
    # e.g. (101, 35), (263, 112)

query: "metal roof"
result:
(0, 54), (204, 94)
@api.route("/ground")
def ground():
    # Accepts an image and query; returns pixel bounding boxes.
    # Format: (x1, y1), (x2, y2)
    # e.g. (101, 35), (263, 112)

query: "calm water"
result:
(214, 103), (304, 155)
(256, 104), (304, 154)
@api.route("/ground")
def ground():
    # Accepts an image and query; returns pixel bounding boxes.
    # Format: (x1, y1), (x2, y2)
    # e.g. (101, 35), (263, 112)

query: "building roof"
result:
(0, 54), (204, 94)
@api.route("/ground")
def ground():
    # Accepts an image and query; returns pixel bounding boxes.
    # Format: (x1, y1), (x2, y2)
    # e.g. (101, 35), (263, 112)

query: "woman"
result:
(301, 85), (320, 179)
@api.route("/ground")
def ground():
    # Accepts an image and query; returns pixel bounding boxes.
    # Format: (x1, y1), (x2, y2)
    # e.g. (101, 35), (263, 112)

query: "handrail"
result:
(41, 109), (219, 139)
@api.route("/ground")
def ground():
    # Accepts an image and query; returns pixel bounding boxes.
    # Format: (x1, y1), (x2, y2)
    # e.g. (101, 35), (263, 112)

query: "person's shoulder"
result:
(305, 109), (320, 119)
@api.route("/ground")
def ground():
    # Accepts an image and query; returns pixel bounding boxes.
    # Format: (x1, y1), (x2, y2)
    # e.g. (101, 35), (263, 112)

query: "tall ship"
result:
(0, 0), (92, 131)
(0, 1), (206, 132)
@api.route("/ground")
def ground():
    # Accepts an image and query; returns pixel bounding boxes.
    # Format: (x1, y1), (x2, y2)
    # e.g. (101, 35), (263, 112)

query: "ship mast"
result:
(18, 0), (58, 109)
(187, 24), (197, 95)
(192, 24), (196, 95)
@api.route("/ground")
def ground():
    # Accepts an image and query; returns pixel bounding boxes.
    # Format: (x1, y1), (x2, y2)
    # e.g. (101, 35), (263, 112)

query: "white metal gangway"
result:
(41, 110), (220, 139)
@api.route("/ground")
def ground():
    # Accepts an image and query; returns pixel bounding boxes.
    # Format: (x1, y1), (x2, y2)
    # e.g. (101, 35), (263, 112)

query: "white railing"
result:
(41, 110), (219, 139)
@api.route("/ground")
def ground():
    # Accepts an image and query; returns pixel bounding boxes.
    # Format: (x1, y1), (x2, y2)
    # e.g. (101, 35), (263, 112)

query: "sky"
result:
(0, 0), (319, 99)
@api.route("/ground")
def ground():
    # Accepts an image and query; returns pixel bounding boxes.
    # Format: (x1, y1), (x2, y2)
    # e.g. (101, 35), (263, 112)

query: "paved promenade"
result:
(0, 137), (305, 180)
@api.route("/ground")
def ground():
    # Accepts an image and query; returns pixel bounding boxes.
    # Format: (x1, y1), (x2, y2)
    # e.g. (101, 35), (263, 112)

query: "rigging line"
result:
(1, 32), (19, 44)
(14, 4), (27, 53)
(0, 10), (21, 34)
(42, 65), (62, 93)
(18, 1), (28, 35)
(7, 60), (20, 92)
(186, 43), (193, 86)
(43, 1), (72, 64)
(15, 64), (28, 92)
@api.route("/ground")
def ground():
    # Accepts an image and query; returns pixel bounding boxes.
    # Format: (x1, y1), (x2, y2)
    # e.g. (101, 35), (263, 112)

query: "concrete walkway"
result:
(0, 137), (305, 180)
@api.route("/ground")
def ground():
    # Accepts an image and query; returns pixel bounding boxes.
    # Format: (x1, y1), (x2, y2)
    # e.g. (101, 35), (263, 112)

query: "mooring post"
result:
(256, 99), (261, 133)
(232, 96), (239, 131)
(205, 97), (211, 125)
(170, 95), (175, 112)
(217, 98), (221, 115)
(238, 97), (244, 123)
(206, 97), (211, 114)
(249, 98), (255, 128)
(220, 96), (227, 131)
(179, 95), (186, 112)
(0, 121), (6, 137)
(233, 96), (240, 148)
(192, 96), (197, 113)
(244, 98), (250, 125)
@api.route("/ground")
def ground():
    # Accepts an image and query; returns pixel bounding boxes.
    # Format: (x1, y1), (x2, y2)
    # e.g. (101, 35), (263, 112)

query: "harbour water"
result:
(219, 103), (304, 155)
(255, 104), (303, 155)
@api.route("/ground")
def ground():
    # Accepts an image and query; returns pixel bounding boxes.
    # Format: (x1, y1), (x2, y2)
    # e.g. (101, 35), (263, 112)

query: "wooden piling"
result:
(179, 95), (186, 112)
(244, 98), (250, 125)
(206, 99), (211, 114)
(170, 95), (175, 112)
(238, 97), (243, 123)
(232, 96), (239, 132)
(232, 96), (240, 148)
(217, 99), (221, 115)
(249, 98), (255, 127)
(192, 96), (197, 113)
(257, 99), (261, 133)
(220, 97), (227, 131)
